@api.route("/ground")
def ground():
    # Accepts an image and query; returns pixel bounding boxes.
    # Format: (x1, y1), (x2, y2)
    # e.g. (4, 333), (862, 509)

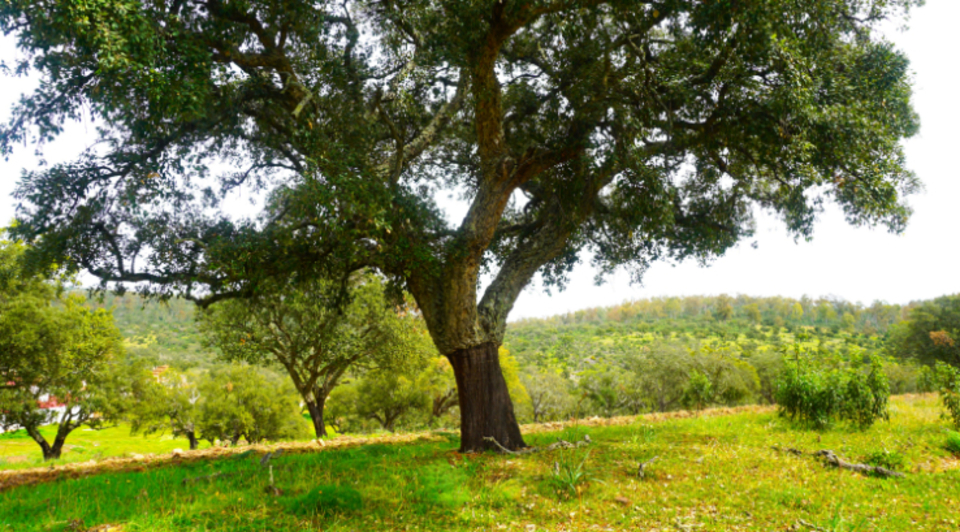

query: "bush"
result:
(933, 362), (960, 429)
(945, 431), (960, 455)
(863, 449), (906, 471)
(681, 370), (713, 412)
(776, 355), (889, 430)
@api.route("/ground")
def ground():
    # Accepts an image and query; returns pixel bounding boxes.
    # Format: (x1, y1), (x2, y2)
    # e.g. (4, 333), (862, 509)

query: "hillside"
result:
(1, 395), (958, 531)
(505, 294), (905, 368)
(83, 292), (213, 368)
(89, 292), (910, 372)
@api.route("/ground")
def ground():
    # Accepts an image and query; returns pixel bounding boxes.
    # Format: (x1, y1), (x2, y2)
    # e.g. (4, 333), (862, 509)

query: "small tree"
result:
(2, 239), (135, 460)
(352, 371), (432, 432)
(0, 296), (129, 459)
(522, 368), (574, 423)
(195, 365), (308, 446)
(128, 368), (204, 450)
(198, 275), (430, 438)
(776, 350), (890, 430)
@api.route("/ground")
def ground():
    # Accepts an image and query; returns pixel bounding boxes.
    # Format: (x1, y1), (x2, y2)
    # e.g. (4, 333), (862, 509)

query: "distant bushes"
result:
(776, 355), (889, 430)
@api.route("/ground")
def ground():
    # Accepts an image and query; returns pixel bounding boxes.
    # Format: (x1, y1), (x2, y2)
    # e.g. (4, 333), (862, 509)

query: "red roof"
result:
(37, 396), (65, 409)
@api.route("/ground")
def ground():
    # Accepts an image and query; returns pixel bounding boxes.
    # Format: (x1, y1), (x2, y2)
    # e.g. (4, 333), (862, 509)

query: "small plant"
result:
(862, 449), (906, 472)
(630, 425), (656, 445)
(944, 431), (960, 455)
(547, 449), (600, 500)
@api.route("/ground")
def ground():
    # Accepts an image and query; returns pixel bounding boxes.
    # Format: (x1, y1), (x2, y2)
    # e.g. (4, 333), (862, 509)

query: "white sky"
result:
(2, 2), (958, 320)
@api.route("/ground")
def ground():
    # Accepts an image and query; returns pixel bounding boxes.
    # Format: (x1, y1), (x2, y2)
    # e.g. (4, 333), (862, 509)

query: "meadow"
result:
(1, 394), (958, 531)
(0, 424), (212, 471)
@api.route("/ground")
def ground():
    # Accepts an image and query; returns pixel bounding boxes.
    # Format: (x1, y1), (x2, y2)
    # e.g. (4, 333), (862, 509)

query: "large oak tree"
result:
(1, 0), (921, 451)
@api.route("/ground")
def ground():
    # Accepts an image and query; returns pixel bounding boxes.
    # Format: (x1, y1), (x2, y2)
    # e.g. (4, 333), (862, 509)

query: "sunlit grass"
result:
(0, 423), (211, 471)
(1, 395), (958, 531)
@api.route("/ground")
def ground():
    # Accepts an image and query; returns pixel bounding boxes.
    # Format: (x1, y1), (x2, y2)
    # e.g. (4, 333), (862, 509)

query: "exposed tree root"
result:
(812, 449), (904, 478)
(482, 434), (592, 455)
(772, 446), (905, 478)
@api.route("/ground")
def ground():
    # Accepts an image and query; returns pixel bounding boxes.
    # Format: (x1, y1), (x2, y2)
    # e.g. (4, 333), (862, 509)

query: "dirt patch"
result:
(0, 456), (29, 464)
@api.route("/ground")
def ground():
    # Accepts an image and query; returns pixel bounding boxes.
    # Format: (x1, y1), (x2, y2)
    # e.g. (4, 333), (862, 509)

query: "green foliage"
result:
(2, 0), (926, 451)
(128, 367), (203, 449)
(776, 350), (890, 430)
(887, 294), (960, 366)
(945, 431), (960, 455)
(194, 365), (309, 445)
(1, 240), (137, 459)
(862, 449), (906, 472)
(92, 293), (209, 369)
(681, 371), (713, 412)
(932, 362), (960, 429)
(198, 273), (434, 437)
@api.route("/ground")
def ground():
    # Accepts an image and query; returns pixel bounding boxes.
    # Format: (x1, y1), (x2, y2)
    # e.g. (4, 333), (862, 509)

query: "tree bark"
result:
(446, 342), (525, 452)
(187, 431), (199, 450)
(305, 398), (328, 438)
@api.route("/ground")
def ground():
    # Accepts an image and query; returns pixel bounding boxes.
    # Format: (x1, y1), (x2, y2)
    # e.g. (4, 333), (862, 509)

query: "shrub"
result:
(945, 431), (960, 455)
(863, 449), (906, 471)
(681, 370), (713, 412)
(776, 355), (889, 430)
(933, 362), (960, 429)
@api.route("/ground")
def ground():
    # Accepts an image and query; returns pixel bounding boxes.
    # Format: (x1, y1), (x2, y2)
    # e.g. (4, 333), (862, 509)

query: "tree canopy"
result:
(1, 0), (923, 451)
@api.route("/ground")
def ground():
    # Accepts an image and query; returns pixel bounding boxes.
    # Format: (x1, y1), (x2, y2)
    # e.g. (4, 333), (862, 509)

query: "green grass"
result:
(2, 395), (959, 531)
(0, 424), (209, 470)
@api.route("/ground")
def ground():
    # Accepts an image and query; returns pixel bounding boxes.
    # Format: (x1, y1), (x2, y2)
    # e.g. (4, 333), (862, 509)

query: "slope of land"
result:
(1, 395), (957, 531)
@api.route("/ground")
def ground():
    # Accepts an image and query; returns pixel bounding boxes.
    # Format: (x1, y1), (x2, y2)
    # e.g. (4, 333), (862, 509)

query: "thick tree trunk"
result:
(187, 431), (199, 451)
(447, 342), (526, 452)
(305, 398), (328, 438)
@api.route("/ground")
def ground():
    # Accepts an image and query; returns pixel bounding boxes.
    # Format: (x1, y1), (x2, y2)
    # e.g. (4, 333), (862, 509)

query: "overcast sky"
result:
(2, 2), (958, 320)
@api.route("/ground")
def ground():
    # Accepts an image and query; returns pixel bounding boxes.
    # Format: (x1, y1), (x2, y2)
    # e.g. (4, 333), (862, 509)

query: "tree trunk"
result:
(187, 431), (199, 451)
(305, 398), (328, 438)
(447, 342), (526, 452)
(48, 427), (69, 460)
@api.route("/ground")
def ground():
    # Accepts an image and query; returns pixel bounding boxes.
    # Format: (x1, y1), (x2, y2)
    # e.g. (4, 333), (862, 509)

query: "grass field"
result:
(0, 424), (212, 471)
(1, 395), (959, 531)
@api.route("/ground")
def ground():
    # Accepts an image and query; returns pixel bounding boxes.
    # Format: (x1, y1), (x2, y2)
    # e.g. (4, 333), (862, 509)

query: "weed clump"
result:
(862, 449), (907, 471)
(546, 449), (601, 500)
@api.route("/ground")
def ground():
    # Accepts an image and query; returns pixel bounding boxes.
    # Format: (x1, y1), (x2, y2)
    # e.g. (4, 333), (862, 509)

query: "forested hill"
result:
(504, 295), (906, 368)
(83, 292), (212, 368)
(85, 291), (911, 371)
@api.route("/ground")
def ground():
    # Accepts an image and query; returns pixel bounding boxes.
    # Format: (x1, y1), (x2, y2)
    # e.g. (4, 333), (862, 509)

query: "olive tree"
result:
(2, 0), (922, 451)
